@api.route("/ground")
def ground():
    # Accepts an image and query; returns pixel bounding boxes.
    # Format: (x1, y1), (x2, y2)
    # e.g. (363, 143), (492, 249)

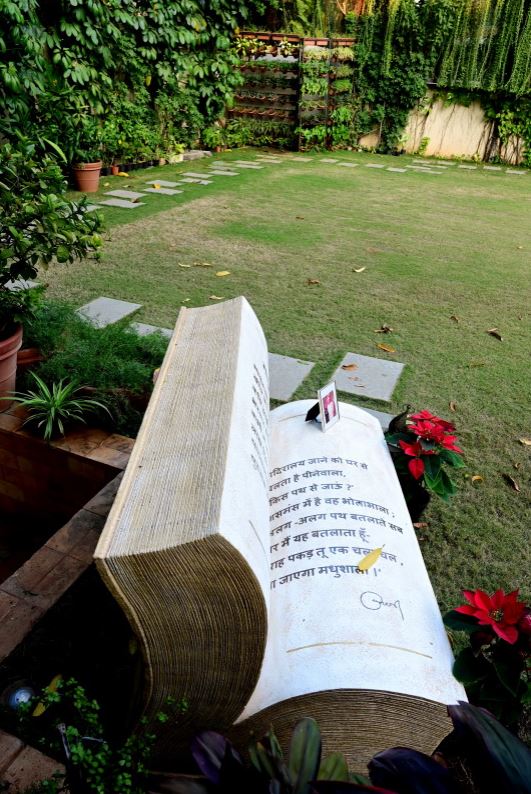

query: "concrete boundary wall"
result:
(361, 90), (525, 164)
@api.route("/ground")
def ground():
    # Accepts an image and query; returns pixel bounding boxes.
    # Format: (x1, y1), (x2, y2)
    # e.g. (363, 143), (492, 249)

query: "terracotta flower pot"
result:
(111, 164), (119, 175)
(0, 325), (23, 410)
(72, 161), (102, 193)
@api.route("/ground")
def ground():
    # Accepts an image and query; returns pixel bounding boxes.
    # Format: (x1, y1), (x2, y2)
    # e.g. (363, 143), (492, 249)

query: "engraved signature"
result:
(360, 591), (404, 621)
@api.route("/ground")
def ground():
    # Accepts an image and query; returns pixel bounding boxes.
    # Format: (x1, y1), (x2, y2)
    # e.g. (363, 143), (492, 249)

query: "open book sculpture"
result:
(94, 296), (465, 769)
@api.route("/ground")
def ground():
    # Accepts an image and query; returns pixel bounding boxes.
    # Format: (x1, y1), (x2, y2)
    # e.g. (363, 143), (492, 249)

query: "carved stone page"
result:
(235, 400), (465, 771)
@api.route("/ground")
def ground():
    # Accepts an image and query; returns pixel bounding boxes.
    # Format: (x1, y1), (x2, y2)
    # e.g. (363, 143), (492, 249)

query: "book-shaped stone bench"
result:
(94, 296), (465, 770)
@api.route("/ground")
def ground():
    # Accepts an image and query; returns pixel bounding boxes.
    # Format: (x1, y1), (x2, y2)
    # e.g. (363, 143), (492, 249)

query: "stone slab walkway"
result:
(333, 352), (404, 402)
(77, 297), (142, 328)
(269, 352), (314, 401)
(99, 198), (144, 208)
(105, 189), (146, 199)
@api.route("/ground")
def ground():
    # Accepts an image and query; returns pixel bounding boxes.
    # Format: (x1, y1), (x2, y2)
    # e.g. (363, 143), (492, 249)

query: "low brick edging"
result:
(0, 473), (124, 665)
(0, 729), (64, 793)
(0, 415), (135, 791)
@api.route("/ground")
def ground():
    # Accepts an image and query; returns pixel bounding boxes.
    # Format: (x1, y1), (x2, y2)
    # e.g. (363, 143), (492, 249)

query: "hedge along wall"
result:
(0, 0), (260, 165)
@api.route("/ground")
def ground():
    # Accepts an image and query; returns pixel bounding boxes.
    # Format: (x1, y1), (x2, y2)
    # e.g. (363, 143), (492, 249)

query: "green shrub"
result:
(22, 300), (168, 436)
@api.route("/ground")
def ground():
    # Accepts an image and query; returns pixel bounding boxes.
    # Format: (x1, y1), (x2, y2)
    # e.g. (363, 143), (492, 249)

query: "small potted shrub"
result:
(72, 116), (104, 192)
(385, 408), (465, 520)
(0, 140), (103, 403)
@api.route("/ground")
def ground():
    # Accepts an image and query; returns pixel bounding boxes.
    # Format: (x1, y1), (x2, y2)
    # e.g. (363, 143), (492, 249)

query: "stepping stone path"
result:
(143, 187), (182, 195)
(99, 198), (144, 208)
(458, 165), (476, 170)
(358, 406), (395, 431)
(484, 166), (502, 171)
(105, 189), (146, 199)
(182, 172), (213, 179)
(85, 204), (100, 212)
(320, 158), (338, 163)
(269, 353), (314, 402)
(130, 322), (173, 339)
(387, 167), (407, 173)
(506, 169), (526, 174)
(333, 352), (404, 403)
(77, 297), (142, 329)
(232, 163), (264, 169)
(6, 279), (38, 291)
(338, 162), (358, 168)
(179, 178), (203, 184)
(366, 163), (385, 168)
(290, 157), (313, 162)
(145, 180), (180, 187)
(126, 321), (315, 401)
(208, 170), (239, 176)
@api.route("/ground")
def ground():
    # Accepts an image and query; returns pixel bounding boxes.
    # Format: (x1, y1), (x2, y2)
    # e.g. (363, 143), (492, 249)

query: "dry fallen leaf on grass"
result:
(503, 474), (520, 492)
(374, 324), (393, 333)
(103, 182), (110, 187)
(518, 437), (531, 446)
(178, 264), (191, 268)
(377, 343), (396, 353)
(296, 216), (305, 220)
(513, 462), (520, 470)
(209, 295), (224, 301)
(450, 315), (459, 323)
(468, 361), (486, 368)
(152, 183), (161, 189)
(471, 475), (483, 484)
(117, 171), (129, 177)
(353, 267), (366, 273)
(307, 278), (320, 285)
(449, 401), (457, 412)
(413, 522), (429, 529)
(341, 363), (358, 371)
(486, 327), (503, 341)
(216, 271), (231, 277)
(194, 261), (213, 268)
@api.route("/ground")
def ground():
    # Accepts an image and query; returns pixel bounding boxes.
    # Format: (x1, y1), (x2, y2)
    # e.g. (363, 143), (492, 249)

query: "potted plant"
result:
(72, 116), (103, 192)
(385, 408), (465, 520)
(0, 139), (103, 404)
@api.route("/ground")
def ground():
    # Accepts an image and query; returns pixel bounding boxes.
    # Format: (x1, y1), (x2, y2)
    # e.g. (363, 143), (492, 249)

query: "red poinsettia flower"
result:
(410, 410), (455, 432)
(440, 435), (464, 454)
(408, 457), (425, 480)
(398, 439), (423, 457)
(455, 589), (527, 644)
(409, 420), (447, 443)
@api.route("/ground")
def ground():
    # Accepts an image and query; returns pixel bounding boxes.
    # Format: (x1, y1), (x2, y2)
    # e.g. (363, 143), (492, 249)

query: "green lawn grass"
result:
(52, 149), (531, 611)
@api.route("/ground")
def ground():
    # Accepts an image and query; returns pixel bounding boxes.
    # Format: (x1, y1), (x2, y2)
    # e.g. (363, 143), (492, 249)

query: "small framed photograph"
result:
(318, 381), (340, 432)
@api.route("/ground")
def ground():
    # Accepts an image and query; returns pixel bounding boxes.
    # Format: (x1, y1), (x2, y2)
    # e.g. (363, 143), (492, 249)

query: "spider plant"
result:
(4, 371), (111, 440)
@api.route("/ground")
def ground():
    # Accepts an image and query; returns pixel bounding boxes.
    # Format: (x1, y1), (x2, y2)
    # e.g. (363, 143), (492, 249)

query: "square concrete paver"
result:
(357, 406), (395, 430)
(232, 163), (264, 169)
(506, 169), (526, 174)
(484, 166), (502, 171)
(143, 187), (182, 195)
(387, 167), (407, 172)
(366, 163), (385, 168)
(182, 172), (210, 178)
(104, 189), (146, 199)
(99, 198), (144, 208)
(290, 157), (313, 162)
(77, 297), (142, 329)
(145, 180), (180, 187)
(321, 158), (338, 163)
(208, 170), (239, 176)
(85, 204), (101, 212)
(179, 177), (202, 183)
(458, 165), (477, 170)
(338, 162), (358, 167)
(269, 353), (314, 401)
(333, 352), (404, 402)
(131, 322), (173, 339)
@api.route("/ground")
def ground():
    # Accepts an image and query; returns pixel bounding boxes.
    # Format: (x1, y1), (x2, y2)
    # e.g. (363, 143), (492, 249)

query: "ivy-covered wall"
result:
(0, 0), (258, 164)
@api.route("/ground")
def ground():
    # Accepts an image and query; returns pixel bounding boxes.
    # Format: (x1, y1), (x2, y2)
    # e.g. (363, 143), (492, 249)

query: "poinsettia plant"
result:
(385, 409), (465, 501)
(444, 588), (531, 728)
